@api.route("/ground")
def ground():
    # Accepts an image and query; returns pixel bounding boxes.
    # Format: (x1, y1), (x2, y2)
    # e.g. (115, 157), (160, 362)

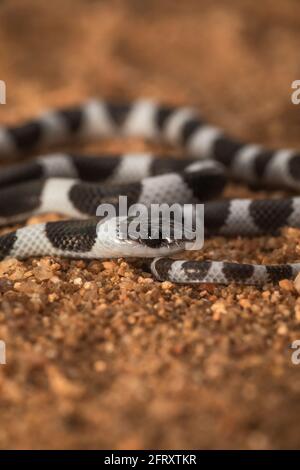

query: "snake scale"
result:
(0, 98), (300, 285)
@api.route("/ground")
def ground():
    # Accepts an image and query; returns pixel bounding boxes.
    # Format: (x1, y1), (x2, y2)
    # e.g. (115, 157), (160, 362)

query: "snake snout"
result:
(98, 215), (188, 257)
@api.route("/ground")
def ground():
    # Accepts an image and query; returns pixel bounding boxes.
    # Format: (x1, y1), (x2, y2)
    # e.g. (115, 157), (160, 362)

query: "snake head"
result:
(97, 215), (189, 257)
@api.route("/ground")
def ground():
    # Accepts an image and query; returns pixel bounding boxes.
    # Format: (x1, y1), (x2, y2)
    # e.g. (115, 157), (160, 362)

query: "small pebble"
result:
(161, 281), (173, 290)
(279, 279), (295, 292)
(294, 273), (300, 294)
(73, 277), (83, 286)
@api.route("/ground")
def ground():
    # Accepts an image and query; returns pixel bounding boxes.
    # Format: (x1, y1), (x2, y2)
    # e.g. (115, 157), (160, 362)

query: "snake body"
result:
(0, 98), (300, 285)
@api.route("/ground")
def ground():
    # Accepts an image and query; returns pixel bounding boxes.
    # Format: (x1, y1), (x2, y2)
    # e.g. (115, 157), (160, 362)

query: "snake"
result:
(0, 98), (300, 285)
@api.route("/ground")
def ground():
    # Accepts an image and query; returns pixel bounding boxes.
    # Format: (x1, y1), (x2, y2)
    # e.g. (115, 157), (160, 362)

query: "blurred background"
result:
(1, 0), (300, 146)
(0, 0), (300, 450)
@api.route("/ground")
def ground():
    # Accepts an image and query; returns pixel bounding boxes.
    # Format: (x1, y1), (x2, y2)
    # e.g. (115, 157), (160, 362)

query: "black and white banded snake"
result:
(0, 98), (300, 285)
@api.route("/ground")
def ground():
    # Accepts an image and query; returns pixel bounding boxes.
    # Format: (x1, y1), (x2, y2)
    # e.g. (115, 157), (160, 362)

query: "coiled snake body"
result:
(0, 98), (300, 285)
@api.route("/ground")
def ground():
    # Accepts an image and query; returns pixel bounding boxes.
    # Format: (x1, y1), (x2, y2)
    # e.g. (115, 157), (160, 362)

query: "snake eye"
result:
(141, 233), (170, 248)
(136, 226), (185, 249)
(115, 216), (188, 250)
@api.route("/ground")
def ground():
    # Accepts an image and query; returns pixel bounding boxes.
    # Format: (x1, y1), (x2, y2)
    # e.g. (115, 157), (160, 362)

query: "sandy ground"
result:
(0, 0), (300, 449)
